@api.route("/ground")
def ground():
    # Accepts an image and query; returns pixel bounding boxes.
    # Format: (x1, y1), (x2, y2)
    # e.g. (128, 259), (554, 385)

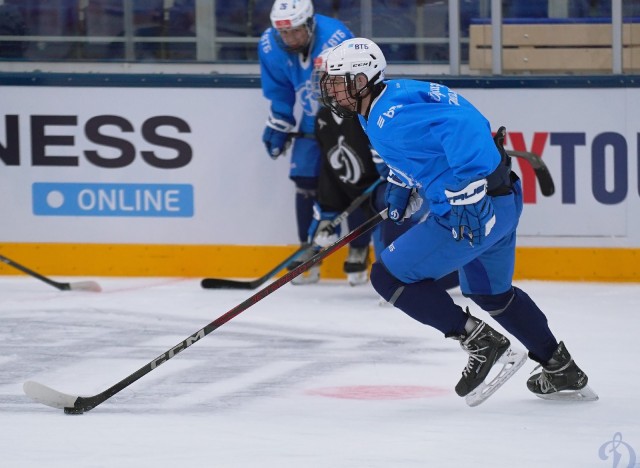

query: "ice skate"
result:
(451, 313), (527, 407)
(289, 245), (321, 285)
(344, 246), (370, 286)
(527, 341), (598, 402)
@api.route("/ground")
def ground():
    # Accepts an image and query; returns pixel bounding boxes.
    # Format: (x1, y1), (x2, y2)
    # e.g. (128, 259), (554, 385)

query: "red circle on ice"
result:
(305, 385), (450, 400)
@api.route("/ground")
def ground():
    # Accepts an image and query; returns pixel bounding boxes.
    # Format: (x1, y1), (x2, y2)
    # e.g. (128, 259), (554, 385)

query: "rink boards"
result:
(0, 243), (639, 282)
(1, 75), (639, 281)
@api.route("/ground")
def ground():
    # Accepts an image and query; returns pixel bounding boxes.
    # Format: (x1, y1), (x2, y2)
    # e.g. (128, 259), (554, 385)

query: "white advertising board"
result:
(1, 85), (638, 247)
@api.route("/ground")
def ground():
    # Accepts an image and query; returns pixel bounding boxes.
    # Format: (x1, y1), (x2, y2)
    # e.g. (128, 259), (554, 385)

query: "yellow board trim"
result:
(0, 244), (638, 282)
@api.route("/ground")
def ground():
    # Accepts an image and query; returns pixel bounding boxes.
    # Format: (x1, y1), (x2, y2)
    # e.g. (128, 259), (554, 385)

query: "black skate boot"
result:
(288, 244), (321, 285)
(527, 341), (598, 401)
(451, 312), (527, 407)
(344, 246), (370, 286)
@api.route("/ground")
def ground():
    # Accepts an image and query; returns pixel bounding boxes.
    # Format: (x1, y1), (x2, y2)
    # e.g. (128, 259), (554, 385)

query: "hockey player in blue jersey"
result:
(258, 0), (353, 284)
(320, 38), (597, 406)
(308, 47), (459, 290)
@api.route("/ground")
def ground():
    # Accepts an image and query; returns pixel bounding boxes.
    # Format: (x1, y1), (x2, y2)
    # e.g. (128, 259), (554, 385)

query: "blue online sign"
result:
(33, 182), (194, 217)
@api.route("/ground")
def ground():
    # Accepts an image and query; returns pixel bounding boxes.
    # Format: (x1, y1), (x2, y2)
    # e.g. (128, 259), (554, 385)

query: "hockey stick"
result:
(0, 254), (101, 292)
(24, 209), (388, 414)
(297, 131), (555, 197)
(200, 244), (308, 290)
(200, 178), (383, 289)
(493, 126), (554, 197)
(507, 150), (555, 197)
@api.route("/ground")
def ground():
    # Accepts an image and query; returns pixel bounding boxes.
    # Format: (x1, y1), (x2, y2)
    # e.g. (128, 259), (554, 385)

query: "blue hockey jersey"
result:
(258, 15), (353, 136)
(359, 80), (501, 216)
(258, 14), (353, 177)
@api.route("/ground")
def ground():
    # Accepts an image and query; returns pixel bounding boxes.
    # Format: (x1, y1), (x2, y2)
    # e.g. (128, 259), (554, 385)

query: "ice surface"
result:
(0, 276), (638, 468)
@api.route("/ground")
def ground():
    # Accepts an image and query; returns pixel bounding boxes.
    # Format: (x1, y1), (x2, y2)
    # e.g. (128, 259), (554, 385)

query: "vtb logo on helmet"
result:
(319, 38), (387, 118)
(328, 39), (386, 83)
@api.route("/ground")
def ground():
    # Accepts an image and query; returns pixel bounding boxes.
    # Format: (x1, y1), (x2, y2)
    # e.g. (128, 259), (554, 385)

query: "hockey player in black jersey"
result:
(307, 102), (381, 285)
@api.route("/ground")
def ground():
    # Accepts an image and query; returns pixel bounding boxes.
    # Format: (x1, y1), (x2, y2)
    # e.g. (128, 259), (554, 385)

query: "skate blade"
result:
(347, 271), (368, 287)
(535, 384), (599, 402)
(291, 268), (320, 285)
(465, 347), (528, 407)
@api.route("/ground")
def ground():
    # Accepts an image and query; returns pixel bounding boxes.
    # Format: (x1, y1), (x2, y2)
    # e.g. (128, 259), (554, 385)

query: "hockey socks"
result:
(370, 262), (467, 335)
(295, 185), (317, 243)
(371, 263), (527, 406)
(471, 287), (558, 363)
(347, 208), (372, 249)
(436, 271), (460, 291)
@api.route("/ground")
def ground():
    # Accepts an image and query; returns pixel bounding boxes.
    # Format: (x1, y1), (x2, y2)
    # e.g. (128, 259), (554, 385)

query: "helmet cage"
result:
(320, 71), (381, 118)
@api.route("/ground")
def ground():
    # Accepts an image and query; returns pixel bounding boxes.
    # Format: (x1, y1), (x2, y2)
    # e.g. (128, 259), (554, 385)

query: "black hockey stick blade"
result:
(200, 244), (309, 290)
(0, 254), (101, 292)
(24, 209), (388, 414)
(200, 179), (382, 290)
(506, 150), (555, 197)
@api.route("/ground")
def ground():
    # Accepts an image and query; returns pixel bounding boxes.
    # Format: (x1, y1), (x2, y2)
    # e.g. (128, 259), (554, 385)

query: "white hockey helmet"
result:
(325, 37), (387, 85)
(321, 38), (387, 117)
(270, 0), (314, 30)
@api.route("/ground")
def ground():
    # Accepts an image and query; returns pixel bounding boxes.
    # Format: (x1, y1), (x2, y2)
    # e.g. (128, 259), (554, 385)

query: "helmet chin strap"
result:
(354, 72), (384, 118)
(355, 96), (366, 117)
(360, 82), (385, 119)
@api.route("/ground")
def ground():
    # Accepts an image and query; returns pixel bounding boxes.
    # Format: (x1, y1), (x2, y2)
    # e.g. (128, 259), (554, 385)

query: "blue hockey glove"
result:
(262, 113), (294, 159)
(384, 174), (423, 224)
(445, 178), (496, 246)
(307, 203), (340, 247)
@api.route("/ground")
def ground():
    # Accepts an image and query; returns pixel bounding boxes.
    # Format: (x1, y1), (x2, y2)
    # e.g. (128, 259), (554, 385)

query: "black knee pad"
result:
(467, 287), (514, 314)
(370, 262), (405, 303)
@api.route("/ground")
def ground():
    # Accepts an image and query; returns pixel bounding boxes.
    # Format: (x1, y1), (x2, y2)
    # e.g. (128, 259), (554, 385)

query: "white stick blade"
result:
(23, 381), (78, 409)
(69, 281), (102, 292)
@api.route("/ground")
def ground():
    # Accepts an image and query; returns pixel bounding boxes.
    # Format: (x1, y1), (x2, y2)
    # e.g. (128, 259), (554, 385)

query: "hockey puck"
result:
(64, 406), (84, 415)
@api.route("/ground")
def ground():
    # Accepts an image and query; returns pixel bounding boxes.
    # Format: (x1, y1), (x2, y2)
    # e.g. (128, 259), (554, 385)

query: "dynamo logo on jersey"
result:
(297, 81), (320, 117)
(328, 135), (364, 184)
(32, 182), (194, 217)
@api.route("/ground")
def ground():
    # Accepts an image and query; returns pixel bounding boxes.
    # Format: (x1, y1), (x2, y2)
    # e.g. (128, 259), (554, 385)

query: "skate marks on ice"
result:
(1, 278), (638, 468)
(1, 304), (455, 414)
